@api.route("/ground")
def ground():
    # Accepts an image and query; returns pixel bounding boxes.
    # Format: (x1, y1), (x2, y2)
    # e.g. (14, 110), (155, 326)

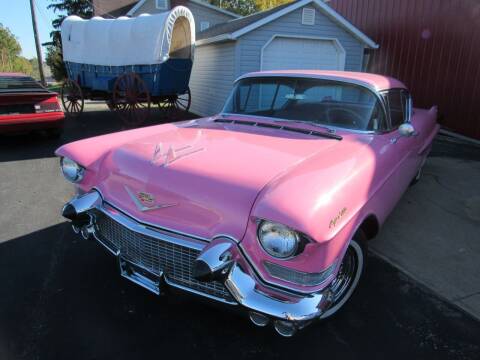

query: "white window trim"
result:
(200, 21), (210, 31)
(302, 8), (315, 25)
(260, 34), (346, 71)
(156, 0), (169, 10)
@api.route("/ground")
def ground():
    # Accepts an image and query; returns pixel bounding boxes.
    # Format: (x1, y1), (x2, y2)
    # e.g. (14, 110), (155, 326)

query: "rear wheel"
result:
(320, 232), (367, 320)
(112, 73), (151, 127)
(410, 158), (427, 186)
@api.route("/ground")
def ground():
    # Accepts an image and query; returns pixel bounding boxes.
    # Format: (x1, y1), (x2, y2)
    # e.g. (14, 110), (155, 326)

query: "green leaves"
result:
(0, 24), (33, 75)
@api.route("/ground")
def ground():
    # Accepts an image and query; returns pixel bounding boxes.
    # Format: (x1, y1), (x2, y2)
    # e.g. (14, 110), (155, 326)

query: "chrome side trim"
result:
(93, 187), (211, 242)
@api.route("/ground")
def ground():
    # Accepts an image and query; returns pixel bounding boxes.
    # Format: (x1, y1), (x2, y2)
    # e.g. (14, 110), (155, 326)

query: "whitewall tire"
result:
(320, 233), (367, 319)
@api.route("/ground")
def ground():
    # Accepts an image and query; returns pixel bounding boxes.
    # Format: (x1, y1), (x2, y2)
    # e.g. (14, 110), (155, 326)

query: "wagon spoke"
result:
(61, 79), (84, 117)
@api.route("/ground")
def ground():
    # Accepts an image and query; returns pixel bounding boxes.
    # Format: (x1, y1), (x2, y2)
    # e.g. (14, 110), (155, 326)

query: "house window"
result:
(200, 21), (210, 31)
(156, 0), (168, 10)
(302, 8), (315, 25)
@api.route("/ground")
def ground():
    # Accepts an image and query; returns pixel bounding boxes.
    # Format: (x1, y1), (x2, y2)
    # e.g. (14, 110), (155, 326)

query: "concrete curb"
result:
(370, 248), (480, 323)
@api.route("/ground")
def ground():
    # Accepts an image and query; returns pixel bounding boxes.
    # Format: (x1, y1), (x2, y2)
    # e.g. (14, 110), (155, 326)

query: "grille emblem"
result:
(124, 186), (177, 212)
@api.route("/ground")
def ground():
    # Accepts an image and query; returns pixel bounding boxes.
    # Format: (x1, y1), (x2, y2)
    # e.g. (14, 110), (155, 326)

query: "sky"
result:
(0, 0), (62, 59)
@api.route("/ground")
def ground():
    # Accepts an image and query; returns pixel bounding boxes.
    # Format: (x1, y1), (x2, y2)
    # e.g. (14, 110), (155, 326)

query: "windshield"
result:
(0, 76), (46, 93)
(222, 77), (385, 131)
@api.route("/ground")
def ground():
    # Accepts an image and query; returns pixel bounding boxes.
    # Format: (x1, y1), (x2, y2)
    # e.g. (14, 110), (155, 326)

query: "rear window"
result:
(0, 76), (45, 92)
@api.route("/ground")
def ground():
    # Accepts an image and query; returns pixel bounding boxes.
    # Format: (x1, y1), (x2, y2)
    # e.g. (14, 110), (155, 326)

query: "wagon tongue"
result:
(96, 126), (323, 240)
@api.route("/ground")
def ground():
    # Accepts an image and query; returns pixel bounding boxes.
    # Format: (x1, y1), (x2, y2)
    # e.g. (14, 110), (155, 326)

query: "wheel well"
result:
(358, 214), (379, 240)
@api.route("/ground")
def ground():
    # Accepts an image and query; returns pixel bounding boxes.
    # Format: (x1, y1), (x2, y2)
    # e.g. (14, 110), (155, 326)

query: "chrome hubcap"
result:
(329, 245), (359, 304)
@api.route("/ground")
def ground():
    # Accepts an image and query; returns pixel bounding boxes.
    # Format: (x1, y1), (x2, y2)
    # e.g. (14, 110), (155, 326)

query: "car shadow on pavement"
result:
(0, 222), (479, 360)
(0, 108), (194, 163)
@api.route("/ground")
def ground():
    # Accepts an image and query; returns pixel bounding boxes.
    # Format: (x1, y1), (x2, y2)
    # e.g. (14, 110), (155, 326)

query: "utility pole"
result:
(29, 0), (46, 86)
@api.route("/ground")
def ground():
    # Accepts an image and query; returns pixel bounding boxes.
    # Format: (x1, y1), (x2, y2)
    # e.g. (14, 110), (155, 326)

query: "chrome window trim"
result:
(380, 88), (413, 131)
(222, 74), (389, 134)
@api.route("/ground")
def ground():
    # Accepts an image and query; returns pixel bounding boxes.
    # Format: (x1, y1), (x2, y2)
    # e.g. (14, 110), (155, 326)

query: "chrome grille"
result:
(94, 212), (233, 302)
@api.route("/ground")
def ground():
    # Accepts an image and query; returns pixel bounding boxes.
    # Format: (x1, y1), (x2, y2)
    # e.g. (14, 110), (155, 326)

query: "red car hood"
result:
(95, 123), (339, 240)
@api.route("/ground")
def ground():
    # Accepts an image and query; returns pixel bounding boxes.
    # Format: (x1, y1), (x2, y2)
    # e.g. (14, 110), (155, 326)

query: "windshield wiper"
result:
(271, 119), (342, 140)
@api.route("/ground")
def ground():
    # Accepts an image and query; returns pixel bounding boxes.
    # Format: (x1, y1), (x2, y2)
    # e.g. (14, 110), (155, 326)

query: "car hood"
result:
(94, 122), (339, 240)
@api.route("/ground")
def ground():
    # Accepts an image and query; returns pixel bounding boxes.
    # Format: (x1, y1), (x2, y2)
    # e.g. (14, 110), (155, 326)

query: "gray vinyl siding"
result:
(135, 0), (161, 14)
(236, 4), (364, 77)
(187, 2), (235, 33)
(133, 0), (235, 33)
(189, 42), (236, 116)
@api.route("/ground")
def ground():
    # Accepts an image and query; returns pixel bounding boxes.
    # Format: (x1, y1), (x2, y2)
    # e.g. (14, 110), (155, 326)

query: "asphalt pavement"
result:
(1, 107), (479, 360)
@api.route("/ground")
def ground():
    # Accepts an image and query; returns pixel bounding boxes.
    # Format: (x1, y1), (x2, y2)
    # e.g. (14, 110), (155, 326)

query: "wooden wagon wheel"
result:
(174, 87), (191, 112)
(157, 88), (191, 121)
(61, 79), (84, 117)
(112, 73), (151, 127)
(157, 97), (176, 120)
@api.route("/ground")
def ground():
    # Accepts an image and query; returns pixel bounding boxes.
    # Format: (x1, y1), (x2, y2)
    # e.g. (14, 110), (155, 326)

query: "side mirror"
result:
(398, 123), (416, 137)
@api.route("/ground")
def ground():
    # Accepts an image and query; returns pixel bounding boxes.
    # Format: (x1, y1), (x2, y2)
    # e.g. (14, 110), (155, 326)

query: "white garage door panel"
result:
(262, 37), (344, 71)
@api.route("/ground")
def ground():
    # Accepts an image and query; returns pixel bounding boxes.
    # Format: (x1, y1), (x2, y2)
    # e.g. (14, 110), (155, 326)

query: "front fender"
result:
(239, 135), (378, 292)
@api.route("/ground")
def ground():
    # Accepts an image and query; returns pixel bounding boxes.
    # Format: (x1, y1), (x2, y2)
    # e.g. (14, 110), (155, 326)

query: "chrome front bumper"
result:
(62, 191), (333, 335)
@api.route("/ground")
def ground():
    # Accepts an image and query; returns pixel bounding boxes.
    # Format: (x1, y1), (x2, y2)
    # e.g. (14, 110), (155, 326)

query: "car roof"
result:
(238, 70), (407, 92)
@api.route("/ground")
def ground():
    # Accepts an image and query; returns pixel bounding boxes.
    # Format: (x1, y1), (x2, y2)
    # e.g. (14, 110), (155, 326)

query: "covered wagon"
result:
(60, 7), (195, 125)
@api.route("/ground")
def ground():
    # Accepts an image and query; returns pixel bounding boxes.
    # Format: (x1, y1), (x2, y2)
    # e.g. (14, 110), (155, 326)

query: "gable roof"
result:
(196, 0), (378, 48)
(127, 0), (240, 18)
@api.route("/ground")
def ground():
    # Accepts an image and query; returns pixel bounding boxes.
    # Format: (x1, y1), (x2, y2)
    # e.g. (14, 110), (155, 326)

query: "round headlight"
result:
(61, 157), (84, 183)
(258, 221), (299, 259)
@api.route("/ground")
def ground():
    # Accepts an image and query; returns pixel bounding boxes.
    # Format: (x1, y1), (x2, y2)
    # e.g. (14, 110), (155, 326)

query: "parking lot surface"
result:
(1, 107), (480, 360)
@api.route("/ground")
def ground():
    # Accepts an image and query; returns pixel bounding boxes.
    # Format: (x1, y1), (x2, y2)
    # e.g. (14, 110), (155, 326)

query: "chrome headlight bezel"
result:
(257, 220), (301, 259)
(60, 157), (85, 183)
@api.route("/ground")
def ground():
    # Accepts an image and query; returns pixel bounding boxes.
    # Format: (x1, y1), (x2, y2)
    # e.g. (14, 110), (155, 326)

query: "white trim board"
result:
(128, 0), (240, 18)
(196, 0), (378, 49)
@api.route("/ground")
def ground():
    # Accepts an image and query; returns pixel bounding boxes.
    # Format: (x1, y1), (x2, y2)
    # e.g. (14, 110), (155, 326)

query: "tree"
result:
(0, 24), (33, 75)
(44, 0), (93, 81)
(255, 0), (292, 11)
(209, 0), (258, 16)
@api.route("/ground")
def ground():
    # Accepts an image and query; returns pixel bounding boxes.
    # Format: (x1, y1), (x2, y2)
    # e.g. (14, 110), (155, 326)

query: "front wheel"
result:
(320, 232), (367, 320)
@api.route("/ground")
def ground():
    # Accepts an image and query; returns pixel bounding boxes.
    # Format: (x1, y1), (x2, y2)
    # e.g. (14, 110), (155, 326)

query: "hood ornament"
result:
(151, 143), (204, 167)
(124, 186), (177, 212)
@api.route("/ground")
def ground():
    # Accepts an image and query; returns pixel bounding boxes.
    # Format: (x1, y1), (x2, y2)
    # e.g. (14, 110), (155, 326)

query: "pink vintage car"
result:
(57, 70), (439, 336)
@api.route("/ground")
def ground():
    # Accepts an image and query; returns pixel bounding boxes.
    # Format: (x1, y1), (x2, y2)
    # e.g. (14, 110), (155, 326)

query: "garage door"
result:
(261, 37), (345, 71)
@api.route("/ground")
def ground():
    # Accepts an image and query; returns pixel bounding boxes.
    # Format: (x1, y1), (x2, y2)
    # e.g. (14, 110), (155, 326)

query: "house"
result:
(92, 0), (138, 17)
(329, 0), (480, 141)
(127, 0), (240, 33)
(188, 0), (378, 117)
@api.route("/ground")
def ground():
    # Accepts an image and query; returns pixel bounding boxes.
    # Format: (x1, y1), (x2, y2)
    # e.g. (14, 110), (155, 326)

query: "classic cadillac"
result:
(57, 70), (439, 336)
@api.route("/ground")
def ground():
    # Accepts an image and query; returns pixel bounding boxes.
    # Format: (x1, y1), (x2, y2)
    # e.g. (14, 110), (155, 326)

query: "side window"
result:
(385, 89), (409, 129)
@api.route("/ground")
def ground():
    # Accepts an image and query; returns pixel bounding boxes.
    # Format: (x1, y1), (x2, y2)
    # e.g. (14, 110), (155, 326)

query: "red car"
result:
(0, 73), (64, 136)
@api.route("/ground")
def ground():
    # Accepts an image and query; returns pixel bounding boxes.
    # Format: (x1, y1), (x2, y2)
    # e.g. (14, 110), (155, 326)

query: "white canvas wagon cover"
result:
(61, 6), (195, 66)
